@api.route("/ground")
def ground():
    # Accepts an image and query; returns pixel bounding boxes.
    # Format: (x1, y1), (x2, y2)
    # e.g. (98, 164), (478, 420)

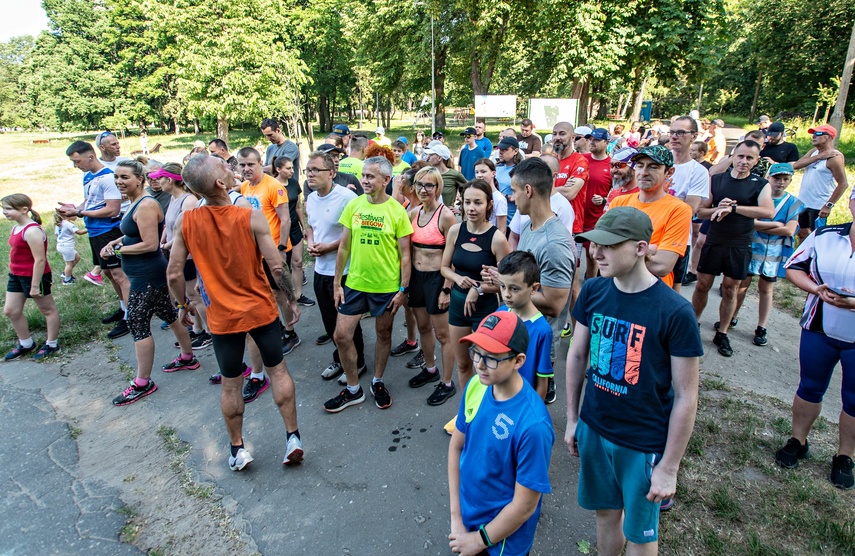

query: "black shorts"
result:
(672, 246), (691, 284)
(408, 268), (448, 315)
(89, 228), (123, 269)
(338, 286), (397, 317)
(798, 208), (821, 230)
(211, 319), (283, 378)
(448, 286), (498, 329)
(747, 272), (777, 283)
(698, 219), (711, 235)
(7, 273), (52, 298)
(183, 258), (197, 281)
(263, 259), (281, 291)
(289, 225), (304, 247)
(697, 243), (751, 280)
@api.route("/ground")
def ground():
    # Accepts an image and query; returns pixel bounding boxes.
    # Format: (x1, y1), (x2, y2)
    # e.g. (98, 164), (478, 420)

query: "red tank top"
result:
(9, 222), (50, 277)
(181, 205), (279, 335)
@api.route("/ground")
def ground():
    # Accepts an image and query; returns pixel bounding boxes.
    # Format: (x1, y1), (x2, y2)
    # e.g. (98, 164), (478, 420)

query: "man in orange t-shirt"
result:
(609, 146), (692, 287)
(168, 154), (303, 471)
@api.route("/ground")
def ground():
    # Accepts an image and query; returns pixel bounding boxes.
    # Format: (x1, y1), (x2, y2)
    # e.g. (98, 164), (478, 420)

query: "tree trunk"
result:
(193, 118), (200, 135)
(620, 94), (631, 119)
(596, 97), (609, 120)
(173, 117), (180, 136)
(577, 79), (590, 126)
(217, 116), (229, 143)
(812, 104), (820, 125)
(749, 71), (763, 123)
(823, 104), (832, 123)
(434, 47), (448, 129)
(630, 72), (647, 122)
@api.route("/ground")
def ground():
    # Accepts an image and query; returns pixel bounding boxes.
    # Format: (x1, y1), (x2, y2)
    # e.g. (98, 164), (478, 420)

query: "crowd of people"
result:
(3, 112), (854, 555)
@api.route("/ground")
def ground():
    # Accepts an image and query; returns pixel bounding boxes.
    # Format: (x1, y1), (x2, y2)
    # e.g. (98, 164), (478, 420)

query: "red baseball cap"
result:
(461, 311), (529, 355)
(807, 124), (837, 139)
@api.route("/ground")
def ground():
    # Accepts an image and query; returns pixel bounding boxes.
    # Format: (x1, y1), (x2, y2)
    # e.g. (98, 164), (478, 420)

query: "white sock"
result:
(372, 376), (383, 385)
(347, 384), (360, 394)
(426, 366), (437, 374)
(120, 301), (127, 312)
(19, 338), (34, 348)
(250, 371), (265, 381)
(46, 340), (58, 348)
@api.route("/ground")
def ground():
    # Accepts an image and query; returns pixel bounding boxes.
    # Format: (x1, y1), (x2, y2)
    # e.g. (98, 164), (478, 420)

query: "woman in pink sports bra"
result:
(405, 167), (460, 406)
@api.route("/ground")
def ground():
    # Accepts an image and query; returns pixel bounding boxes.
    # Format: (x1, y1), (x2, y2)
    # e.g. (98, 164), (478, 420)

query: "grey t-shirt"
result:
(265, 140), (301, 182)
(519, 215), (576, 361)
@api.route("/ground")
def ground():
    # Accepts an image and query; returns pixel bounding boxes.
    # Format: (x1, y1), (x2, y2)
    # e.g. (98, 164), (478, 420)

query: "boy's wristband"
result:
(479, 524), (495, 548)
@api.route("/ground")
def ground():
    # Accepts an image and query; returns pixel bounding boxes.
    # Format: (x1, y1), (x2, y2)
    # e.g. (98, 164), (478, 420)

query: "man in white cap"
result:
(426, 143), (466, 207)
(374, 126), (392, 148)
(574, 126), (593, 155)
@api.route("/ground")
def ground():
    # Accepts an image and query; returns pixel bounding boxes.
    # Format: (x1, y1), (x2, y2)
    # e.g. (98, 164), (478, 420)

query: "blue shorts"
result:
(576, 419), (661, 544)
(338, 285), (396, 317)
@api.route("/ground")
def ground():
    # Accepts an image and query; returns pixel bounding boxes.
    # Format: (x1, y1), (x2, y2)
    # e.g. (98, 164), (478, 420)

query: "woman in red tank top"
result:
(3, 194), (60, 361)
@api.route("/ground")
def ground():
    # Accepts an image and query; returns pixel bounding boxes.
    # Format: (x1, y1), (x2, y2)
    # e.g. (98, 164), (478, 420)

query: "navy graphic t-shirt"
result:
(572, 277), (703, 453)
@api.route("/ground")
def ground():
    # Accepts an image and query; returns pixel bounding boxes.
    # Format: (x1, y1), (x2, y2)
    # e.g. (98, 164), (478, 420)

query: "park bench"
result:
(32, 139), (50, 144)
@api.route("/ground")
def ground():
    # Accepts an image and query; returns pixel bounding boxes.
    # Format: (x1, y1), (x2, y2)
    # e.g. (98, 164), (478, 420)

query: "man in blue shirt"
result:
(474, 120), (493, 156)
(458, 127), (486, 181)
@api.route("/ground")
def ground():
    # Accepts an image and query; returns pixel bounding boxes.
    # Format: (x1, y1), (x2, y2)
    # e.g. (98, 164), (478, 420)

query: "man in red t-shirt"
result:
(581, 128), (613, 278)
(552, 121), (589, 237)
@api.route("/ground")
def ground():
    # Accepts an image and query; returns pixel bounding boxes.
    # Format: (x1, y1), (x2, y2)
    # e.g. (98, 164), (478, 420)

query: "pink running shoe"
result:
(84, 271), (105, 286)
(162, 355), (201, 372)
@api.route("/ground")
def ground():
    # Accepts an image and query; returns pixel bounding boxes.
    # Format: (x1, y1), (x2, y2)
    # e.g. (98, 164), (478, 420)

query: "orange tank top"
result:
(181, 205), (279, 334)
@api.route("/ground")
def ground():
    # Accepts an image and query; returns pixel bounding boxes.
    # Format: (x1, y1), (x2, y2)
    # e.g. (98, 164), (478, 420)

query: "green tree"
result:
(0, 36), (35, 128)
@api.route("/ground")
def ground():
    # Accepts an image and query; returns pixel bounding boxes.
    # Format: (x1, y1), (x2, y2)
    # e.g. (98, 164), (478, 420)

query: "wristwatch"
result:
(475, 282), (484, 296)
(825, 201), (835, 209)
(278, 244), (287, 251)
(77, 210), (83, 217)
(441, 287), (452, 295)
(731, 203), (737, 213)
(399, 286), (409, 294)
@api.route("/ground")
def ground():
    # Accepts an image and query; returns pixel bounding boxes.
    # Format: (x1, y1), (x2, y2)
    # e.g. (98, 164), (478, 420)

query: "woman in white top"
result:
(473, 158), (507, 236)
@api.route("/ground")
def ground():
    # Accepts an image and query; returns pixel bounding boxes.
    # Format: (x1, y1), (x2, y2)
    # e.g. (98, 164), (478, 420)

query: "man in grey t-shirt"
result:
(261, 118), (301, 182)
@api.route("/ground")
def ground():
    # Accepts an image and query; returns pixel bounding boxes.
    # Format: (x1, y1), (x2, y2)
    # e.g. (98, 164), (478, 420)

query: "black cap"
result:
(460, 127), (477, 136)
(497, 136), (520, 150)
(766, 122), (785, 135)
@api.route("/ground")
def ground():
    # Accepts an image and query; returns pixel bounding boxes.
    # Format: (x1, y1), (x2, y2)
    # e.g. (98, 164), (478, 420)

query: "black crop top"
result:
(451, 221), (498, 291)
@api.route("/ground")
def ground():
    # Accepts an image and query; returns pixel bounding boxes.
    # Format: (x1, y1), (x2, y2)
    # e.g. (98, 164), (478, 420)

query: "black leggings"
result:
(314, 273), (365, 367)
(127, 285), (177, 342)
(211, 319), (283, 378)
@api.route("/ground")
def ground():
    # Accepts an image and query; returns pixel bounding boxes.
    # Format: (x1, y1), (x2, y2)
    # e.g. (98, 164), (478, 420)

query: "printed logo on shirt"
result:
(492, 413), (514, 440)
(589, 312), (646, 397)
(352, 211), (385, 245)
(247, 196), (261, 211)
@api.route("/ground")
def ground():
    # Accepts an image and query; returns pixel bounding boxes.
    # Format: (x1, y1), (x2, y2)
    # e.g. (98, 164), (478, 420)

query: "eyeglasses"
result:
(574, 136), (583, 141)
(610, 162), (631, 169)
(669, 130), (694, 137)
(414, 181), (437, 191)
(468, 346), (516, 369)
(813, 131), (830, 137)
(464, 135), (473, 138)
(305, 167), (331, 174)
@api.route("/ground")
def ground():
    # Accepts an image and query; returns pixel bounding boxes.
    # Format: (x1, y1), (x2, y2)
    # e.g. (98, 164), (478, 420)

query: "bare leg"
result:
(274, 289), (295, 333)
(169, 319), (193, 353)
(221, 376), (245, 446)
(791, 395), (822, 444)
(757, 278), (774, 328)
(266, 360), (299, 432)
(133, 337), (155, 380)
(30, 295), (59, 342)
(373, 311), (395, 379)
(413, 307), (436, 368)
(246, 335), (262, 372)
(839, 410), (855, 458)
(404, 304), (417, 344)
(291, 241), (304, 300)
(689, 233), (706, 274)
(691, 272), (715, 321)
(186, 277), (209, 333)
(449, 324), (474, 388)
(333, 313), (363, 386)
(4, 292), (29, 340)
(430, 313), (455, 384)
(595, 509), (626, 556)
(717, 276), (741, 334)
(732, 276), (753, 322)
(102, 267), (129, 303)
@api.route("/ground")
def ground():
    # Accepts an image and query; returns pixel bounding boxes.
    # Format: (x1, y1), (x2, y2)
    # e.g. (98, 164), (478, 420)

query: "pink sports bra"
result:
(411, 205), (446, 249)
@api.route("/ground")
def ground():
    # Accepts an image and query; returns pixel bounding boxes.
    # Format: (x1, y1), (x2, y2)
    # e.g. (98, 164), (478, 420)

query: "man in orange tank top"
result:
(168, 155), (303, 471)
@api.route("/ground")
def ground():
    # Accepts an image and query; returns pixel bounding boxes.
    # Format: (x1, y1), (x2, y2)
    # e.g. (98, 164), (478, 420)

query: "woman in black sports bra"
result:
(441, 179), (510, 392)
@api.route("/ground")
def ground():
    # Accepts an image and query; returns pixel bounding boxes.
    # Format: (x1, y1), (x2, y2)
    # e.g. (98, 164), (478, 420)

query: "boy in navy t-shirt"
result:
(496, 251), (553, 400)
(448, 311), (554, 556)
(566, 207), (702, 554)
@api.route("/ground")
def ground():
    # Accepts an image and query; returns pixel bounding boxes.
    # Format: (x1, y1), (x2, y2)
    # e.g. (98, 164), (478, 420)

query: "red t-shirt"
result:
(555, 152), (589, 234)
(582, 153), (612, 231)
(606, 186), (639, 209)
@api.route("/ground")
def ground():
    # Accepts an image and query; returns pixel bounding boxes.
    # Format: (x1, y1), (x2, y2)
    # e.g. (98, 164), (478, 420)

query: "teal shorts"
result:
(576, 419), (661, 544)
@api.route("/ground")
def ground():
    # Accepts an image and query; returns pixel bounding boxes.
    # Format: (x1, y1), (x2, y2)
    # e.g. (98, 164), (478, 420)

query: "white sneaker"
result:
(321, 361), (343, 380)
(283, 435), (304, 465)
(228, 447), (254, 471)
(338, 364), (368, 385)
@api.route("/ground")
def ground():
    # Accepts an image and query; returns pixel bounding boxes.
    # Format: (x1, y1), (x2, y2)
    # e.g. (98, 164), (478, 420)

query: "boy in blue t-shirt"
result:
(448, 311), (554, 556)
(496, 251), (553, 400)
(566, 207), (702, 554)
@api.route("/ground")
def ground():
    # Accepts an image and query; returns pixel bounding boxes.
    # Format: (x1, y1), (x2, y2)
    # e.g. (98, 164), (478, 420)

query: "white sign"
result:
(474, 95), (517, 118)
(528, 99), (579, 130)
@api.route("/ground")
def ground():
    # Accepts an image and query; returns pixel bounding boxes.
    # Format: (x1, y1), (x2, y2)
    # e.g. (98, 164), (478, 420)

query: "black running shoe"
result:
(191, 331), (213, 350)
(282, 333), (301, 355)
(545, 377), (557, 404)
(753, 326), (768, 346)
(775, 437), (810, 469)
(316, 333), (332, 345)
(427, 382), (456, 406)
(713, 318), (738, 331)
(107, 320), (130, 340)
(713, 331), (733, 357)
(112, 380), (157, 406)
(391, 340), (419, 357)
(406, 350), (425, 369)
(371, 381), (392, 409)
(830, 454), (854, 490)
(324, 387), (365, 413)
(682, 272), (697, 286)
(408, 367), (440, 388)
(243, 376), (269, 403)
(297, 294), (316, 307)
(102, 308), (125, 324)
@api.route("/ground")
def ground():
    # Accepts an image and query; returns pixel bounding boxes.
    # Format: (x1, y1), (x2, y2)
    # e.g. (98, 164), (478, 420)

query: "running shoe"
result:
(545, 377), (557, 404)
(338, 364), (368, 385)
(209, 364), (251, 385)
(297, 294), (316, 307)
(660, 498), (674, 512)
(112, 380), (157, 406)
(712, 331), (733, 357)
(32, 344), (60, 361)
(282, 333), (301, 355)
(316, 333), (332, 345)
(228, 447), (253, 471)
(243, 376), (269, 403)
(406, 350), (425, 369)
(321, 361), (343, 380)
(4, 343), (35, 361)
(175, 330), (203, 348)
(830, 454), (854, 490)
(162, 355), (201, 372)
(681, 272), (697, 286)
(302, 275), (308, 286)
(283, 435), (304, 465)
(160, 321), (170, 330)
(62, 276), (76, 285)
(408, 367), (440, 388)
(775, 437), (810, 469)
(391, 339), (419, 357)
(561, 322), (572, 338)
(371, 381), (392, 409)
(191, 331), (213, 350)
(102, 308), (125, 324)
(427, 382), (456, 406)
(753, 326), (768, 346)
(444, 416), (456, 436)
(713, 319), (738, 331)
(107, 321), (130, 340)
(84, 271), (104, 286)
(323, 387), (366, 413)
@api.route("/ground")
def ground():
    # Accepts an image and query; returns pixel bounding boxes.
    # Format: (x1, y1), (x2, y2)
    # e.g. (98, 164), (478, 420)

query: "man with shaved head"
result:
(169, 155), (304, 471)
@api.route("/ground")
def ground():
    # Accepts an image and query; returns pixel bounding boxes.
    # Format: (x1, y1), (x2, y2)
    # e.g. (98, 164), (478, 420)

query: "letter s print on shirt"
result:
(492, 413), (515, 440)
(588, 312), (646, 395)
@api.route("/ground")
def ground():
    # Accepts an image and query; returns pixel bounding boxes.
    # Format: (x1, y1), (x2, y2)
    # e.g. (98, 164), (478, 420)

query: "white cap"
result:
(376, 126), (385, 135)
(424, 144), (452, 160)
(574, 126), (593, 136)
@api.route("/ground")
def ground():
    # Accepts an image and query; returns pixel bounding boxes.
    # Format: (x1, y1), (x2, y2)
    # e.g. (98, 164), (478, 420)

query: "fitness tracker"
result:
(278, 244), (287, 251)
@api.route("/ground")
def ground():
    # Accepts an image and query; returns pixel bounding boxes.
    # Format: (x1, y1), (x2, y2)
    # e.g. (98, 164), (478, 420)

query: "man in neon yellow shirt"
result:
(338, 136), (367, 180)
(374, 126), (392, 148)
(324, 156), (413, 413)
